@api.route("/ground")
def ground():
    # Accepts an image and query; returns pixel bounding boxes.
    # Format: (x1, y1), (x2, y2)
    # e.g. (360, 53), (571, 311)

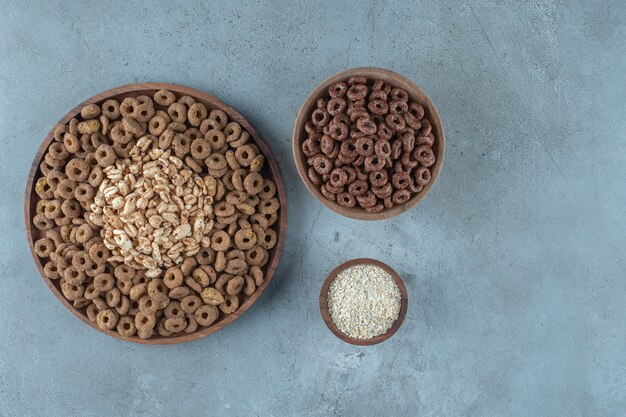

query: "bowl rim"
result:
(292, 67), (445, 221)
(319, 258), (408, 346)
(24, 82), (288, 345)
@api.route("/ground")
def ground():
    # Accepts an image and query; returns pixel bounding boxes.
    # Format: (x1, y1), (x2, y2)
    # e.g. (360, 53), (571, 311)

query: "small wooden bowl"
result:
(292, 67), (445, 220)
(24, 83), (288, 345)
(319, 258), (408, 345)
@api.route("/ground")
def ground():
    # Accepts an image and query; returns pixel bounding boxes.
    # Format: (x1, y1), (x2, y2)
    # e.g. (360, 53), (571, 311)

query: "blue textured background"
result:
(0, 1), (624, 416)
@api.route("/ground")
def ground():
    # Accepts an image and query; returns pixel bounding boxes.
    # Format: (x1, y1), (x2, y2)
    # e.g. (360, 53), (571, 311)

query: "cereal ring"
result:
(413, 146), (436, 167)
(48, 141), (70, 161)
(419, 119), (432, 137)
(225, 276), (244, 295)
(390, 87), (409, 102)
(163, 301), (184, 319)
(255, 179), (275, 200)
(392, 189), (411, 205)
(138, 295), (158, 314)
(34, 237), (55, 258)
(312, 154), (333, 175)
(348, 76), (368, 86)
(368, 99), (388, 115)
(234, 145), (256, 167)
(245, 245), (267, 266)
(374, 139), (391, 158)
(72, 250), (93, 271)
(347, 179), (368, 196)
(164, 266), (183, 289)
(167, 102), (187, 123)
(210, 230), (231, 252)
(364, 154), (386, 172)
(329, 168), (348, 188)
(172, 133), (191, 158)
(187, 102), (207, 127)
(416, 133), (435, 147)
(101, 99), (121, 120)
(119, 97), (139, 118)
(86, 303), (99, 322)
(96, 309), (118, 330)
(192, 268), (211, 287)
(154, 89), (176, 106)
(408, 102), (425, 120)
(61, 281), (84, 301)
(134, 311), (156, 331)
(188, 137), (211, 160)
(327, 98), (347, 116)
(307, 167), (322, 185)
(74, 183), (95, 203)
(346, 84), (368, 101)
(241, 172), (262, 195)
(225, 258), (248, 275)
(407, 179), (424, 194)
(148, 114), (168, 136)
(199, 117), (221, 135)
(328, 82), (348, 98)
(163, 317), (186, 333)
(116, 316), (136, 337)
(369, 170), (388, 187)
(369, 89), (388, 101)
(219, 294), (239, 314)
(259, 197), (279, 215)
(311, 108), (330, 128)
(355, 117), (376, 135)
(372, 182), (393, 199)
(205, 153), (227, 172)
(258, 228), (276, 250)
(43, 261), (61, 279)
(87, 242), (109, 266)
(201, 287), (224, 306)
(356, 191), (377, 208)
(87, 166), (104, 188)
(106, 287), (122, 308)
(234, 228), (257, 250)
(84, 283), (100, 300)
(414, 166), (432, 186)
(65, 158), (90, 182)
(385, 114), (406, 131)
(355, 137), (374, 157)
(320, 183), (336, 201)
(224, 122), (242, 143)
(121, 116), (142, 137)
(365, 203), (384, 213)
(169, 286), (190, 300)
(59, 199), (80, 219)
(328, 122), (348, 141)
(392, 172), (411, 189)
(180, 295), (202, 313)
(302, 136), (322, 157)
(42, 200), (61, 220)
(206, 110), (227, 130)
(337, 192), (356, 208)
(195, 304), (219, 326)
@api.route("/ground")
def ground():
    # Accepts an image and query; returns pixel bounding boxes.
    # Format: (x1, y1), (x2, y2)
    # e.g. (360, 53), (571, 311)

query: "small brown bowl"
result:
(319, 258), (408, 345)
(24, 83), (287, 345)
(293, 67), (445, 220)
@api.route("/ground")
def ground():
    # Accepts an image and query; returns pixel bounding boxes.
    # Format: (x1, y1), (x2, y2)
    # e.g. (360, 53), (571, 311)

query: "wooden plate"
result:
(24, 83), (288, 344)
(319, 258), (408, 345)
(292, 67), (445, 220)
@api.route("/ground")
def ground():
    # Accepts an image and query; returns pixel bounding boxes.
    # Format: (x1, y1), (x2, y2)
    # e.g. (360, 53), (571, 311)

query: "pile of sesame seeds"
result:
(327, 264), (401, 340)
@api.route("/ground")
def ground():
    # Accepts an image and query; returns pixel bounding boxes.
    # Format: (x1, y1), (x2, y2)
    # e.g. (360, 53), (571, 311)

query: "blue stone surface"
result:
(0, 1), (624, 416)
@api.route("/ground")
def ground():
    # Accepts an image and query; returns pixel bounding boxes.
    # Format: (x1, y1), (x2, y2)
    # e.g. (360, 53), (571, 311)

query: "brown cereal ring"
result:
(154, 89), (176, 106)
(408, 102), (425, 120)
(392, 189), (411, 204)
(35, 177), (54, 199)
(329, 168), (348, 188)
(356, 191), (377, 208)
(348, 76), (368, 86)
(234, 228), (257, 250)
(368, 99), (388, 115)
(243, 172), (263, 195)
(346, 83), (368, 101)
(369, 170), (388, 187)
(180, 257), (198, 276)
(147, 278), (166, 299)
(138, 294), (158, 314)
(307, 167), (322, 186)
(317, 97), (329, 109)
(385, 113), (406, 131)
(185, 156), (202, 173)
(302, 137), (322, 157)
(167, 102), (187, 123)
(74, 183), (95, 203)
(113, 139), (136, 158)
(414, 145), (436, 167)
(116, 316), (136, 337)
(311, 108), (330, 128)
(225, 190), (247, 205)
(416, 133), (435, 147)
(249, 153), (264, 173)
(312, 154), (332, 175)
(164, 266), (183, 289)
(54, 125), (67, 142)
(206, 152), (227, 171)
(187, 102), (207, 127)
(106, 287), (121, 308)
(231, 168), (246, 190)
(201, 287), (224, 306)
(245, 245), (267, 266)
(390, 87), (409, 102)
(164, 301), (185, 319)
(44, 154), (65, 171)
(407, 180), (424, 194)
(348, 179), (368, 196)
(355, 116), (376, 135)
(355, 137), (375, 157)
(196, 248), (216, 266)
(320, 183), (336, 201)
(172, 133), (191, 158)
(72, 250), (93, 271)
(194, 304), (218, 326)
(206, 109), (226, 130)
(65, 158), (90, 182)
(133, 102), (154, 123)
(88, 242), (109, 266)
(392, 172), (411, 189)
(327, 98), (347, 116)
(259, 197), (279, 214)
(60, 199), (81, 219)
(365, 203), (384, 213)
(34, 237), (55, 258)
(43, 200), (62, 220)
(192, 268), (211, 287)
(369, 89), (388, 101)
(320, 135), (334, 156)
(48, 142), (70, 161)
(224, 122), (242, 143)
(84, 283), (100, 300)
(43, 261), (61, 279)
(244, 266), (261, 288)
(372, 182), (393, 199)
(109, 122), (134, 144)
(121, 116), (142, 137)
(328, 122), (349, 141)
(137, 328), (154, 339)
(257, 179), (276, 200)
(234, 145), (256, 167)
(364, 154), (386, 172)
(169, 122), (187, 133)
(61, 282), (84, 301)
(419, 118), (432, 137)
(259, 228), (277, 250)
(118, 97), (138, 118)
(169, 286), (190, 300)
(191, 137), (215, 161)
(225, 258), (248, 275)
(414, 166), (432, 186)
(225, 276), (244, 295)
(94, 273), (115, 292)
(184, 314), (198, 333)
(101, 99), (121, 119)
(374, 139), (391, 158)
(337, 192), (356, 208)
(401, 131), (416, 153)
(96, 309), (118, 330)
(86, 303), (99, 322)
(164, 317), (186, 333)
(180, 295), (202, 314)
(135, 311), (156, 331)
(210, 230), (231, 252)
(158, 128), (175, 149)
(226, 151), (242, 171)
(77, 119), (101, 135)
(148, 114), (167, 136)
(328, 81), (348, 98)
(116, 295), (131, 315)
(73, 297), (90, 309)
(219, 294), (239, 314)
(403, 111), (421, 130)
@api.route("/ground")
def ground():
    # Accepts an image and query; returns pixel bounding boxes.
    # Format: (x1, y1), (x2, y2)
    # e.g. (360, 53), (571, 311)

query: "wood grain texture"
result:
(319, 258), (408, 346)
(24, 83), (288, 345)
(292, 67), (445, 220)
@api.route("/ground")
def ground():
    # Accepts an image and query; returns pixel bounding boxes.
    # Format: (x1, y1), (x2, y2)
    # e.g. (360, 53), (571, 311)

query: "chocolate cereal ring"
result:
(392, 189), (411, 205)
(414, 166), (432, 186)
(312, 154), (332, 175)
(328, 82), (348, 98)
(413, 145), (436, 167)
(392, 172), (411, 189)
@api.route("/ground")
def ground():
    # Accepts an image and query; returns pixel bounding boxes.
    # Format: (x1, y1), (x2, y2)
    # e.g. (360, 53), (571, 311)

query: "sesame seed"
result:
(327, 264), (401, 340)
